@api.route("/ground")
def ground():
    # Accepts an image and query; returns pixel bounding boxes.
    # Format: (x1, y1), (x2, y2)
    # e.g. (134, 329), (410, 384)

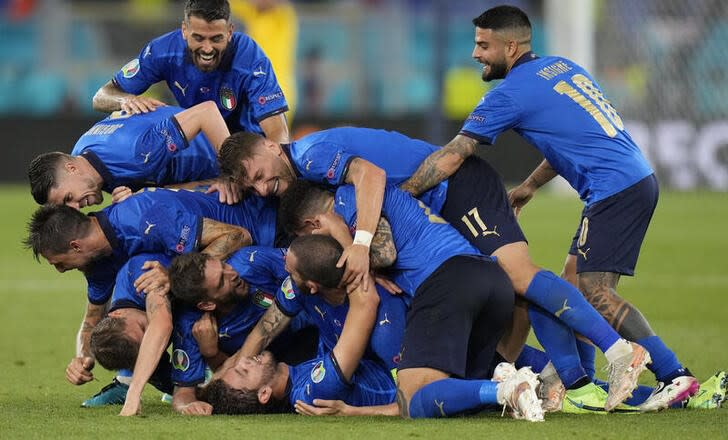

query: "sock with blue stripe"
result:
(408, 378), (499, 419)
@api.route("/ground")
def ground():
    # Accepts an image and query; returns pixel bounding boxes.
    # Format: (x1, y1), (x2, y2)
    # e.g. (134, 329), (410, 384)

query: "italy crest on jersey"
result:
(219, 87), (237, 110)
(172, 349), (190, 371)
(253, 290), (274, 308)
(311, 360), (326, 383)
(121, 59), (140, 78)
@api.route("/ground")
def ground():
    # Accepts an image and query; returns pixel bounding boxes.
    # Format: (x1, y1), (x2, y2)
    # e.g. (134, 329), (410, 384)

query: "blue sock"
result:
(636, 335), (685, 383)
(594, 379), (654, 406)
(524, 270), (620, 353)
(408, 378), (499, 418)
(576, 339), (596, 380)
(528, 304), (587, 388)
(118, 369), (133, 378)
(515, 345), (550, 373)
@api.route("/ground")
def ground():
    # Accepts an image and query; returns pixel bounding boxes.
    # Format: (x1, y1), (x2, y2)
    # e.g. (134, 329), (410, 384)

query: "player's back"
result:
(109, 253), (173, 312)
(335, 185), (481, 295)
(72, 107), (218, 190)
(464, 55), (653, 205)
(291, 127), (448, 211)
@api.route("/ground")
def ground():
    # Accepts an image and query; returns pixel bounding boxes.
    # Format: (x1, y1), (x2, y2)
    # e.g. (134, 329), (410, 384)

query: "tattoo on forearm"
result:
(370, 217), (397, 269)
(400, 136), (476, 196)
(258, 306), (287, 348)
(202, 221), (249, 260)
(396, 389), (410, 418)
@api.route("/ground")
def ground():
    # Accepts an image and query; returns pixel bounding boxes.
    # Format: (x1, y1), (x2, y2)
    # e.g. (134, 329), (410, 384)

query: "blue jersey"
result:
(276, 276), (407, 371)
(72, 106), (219, 192)
(288, 353), (396, 407)
(286, 127), (448, 212)
(460, 53), (653, 206)
(86, 188), (277, 305)
(171, 247), (289, 386)
(334, 185), (481, 295)
(113, 30), (287, 134)
(107, 253), (173, 312)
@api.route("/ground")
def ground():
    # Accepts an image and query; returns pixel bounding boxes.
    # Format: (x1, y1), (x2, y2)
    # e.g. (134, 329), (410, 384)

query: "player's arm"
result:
(199, 218), (252, 261)
(120, 289), (173, 416)
(212, 302), (291, 381)
(369, 216), (397, 270)
(173, 101), (231, 152)
(172, 386), (212, 416)
(259, 113), (290, 144)
(399, 134), (478, 197)
(295, 399), (399, 417)
(66, 301), (106, 385)
(92, 80), (165, 114)
(165, 178), (243, 205)
(332, 274), (380, 382)
(338, 158), (387, 291)
(508, 159), (558, 216)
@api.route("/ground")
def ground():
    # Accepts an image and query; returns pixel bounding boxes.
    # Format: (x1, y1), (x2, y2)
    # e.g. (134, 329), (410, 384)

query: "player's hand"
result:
(133, 261), (170, 295)
(507, 182), (536, 218)
(120, 95), (166, 114)
(193, 312), (219, 359)
(373, 273), (402, 295)
(111, 186), (133, 204)
(206, 177), (242, 205)
(177, 401), (213, 416)
(65, 356), (95, 385)
(119, 397), (142, 416)
(294, 399), (353, 416)
(337, 244), (370, 293)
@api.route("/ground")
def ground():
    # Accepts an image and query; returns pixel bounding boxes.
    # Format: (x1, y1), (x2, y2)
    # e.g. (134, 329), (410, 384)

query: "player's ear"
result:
(305, 280), (319, 295)
(258, 384), (272, 405)
(181, 20), (188, 38)
(302, 217), (321, 233)
(70, 239), (82, 253)
(64, 161), (77, 174)
(197, 301), (216, 312)
(227, 21), (234, 38)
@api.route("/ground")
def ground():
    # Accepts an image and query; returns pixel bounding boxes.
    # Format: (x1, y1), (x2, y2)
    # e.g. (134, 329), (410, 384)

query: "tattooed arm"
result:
(120, 289), (173, 416)
(399, 135), (478, 197)
(369, 217), (397, 269)
(65, 302), (106, 385)
(199, 218), (252, 261)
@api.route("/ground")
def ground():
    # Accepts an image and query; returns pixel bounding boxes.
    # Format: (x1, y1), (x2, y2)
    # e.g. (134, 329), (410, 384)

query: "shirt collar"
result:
(80, 150), (115, 192)
(89, 210), (121, 253)
(280, 143), (301, 177)
(509, 51), (539, 74)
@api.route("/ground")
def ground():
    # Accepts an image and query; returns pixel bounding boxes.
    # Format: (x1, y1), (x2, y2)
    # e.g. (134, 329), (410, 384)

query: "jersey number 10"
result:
(553, 74), (624, 137)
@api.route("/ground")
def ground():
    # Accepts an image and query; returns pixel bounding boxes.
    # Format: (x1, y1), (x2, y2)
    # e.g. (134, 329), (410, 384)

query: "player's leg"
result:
(574, 174), (697, 410)
(442, 156), (648, 395)
(82, 369), (132, 408)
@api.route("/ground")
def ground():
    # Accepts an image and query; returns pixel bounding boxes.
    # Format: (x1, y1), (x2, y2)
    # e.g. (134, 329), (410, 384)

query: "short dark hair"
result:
(184, 0), (230, 23)
(218, 131), (266, 181)
(169, 252), (212, 306)
(27, 152), (70, 205)
(289, 235), (344, 289)
(204, 379), (288, 415)
(23, 204), (92, 261)
(90, 316), (139, 371)
(473, 5), (532, 34)
(277, 180), (333, 235)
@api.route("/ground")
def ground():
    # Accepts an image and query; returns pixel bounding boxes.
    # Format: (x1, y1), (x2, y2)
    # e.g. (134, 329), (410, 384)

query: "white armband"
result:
(353, 230), (374, 248)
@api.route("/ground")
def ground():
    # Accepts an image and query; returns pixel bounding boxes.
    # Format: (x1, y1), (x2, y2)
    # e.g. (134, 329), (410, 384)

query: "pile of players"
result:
(23, 1), (727, 419)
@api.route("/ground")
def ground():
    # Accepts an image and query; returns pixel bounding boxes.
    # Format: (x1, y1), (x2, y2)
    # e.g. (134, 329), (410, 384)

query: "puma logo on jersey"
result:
(141, 152), (151, 164)
(314, 305), (326, 320)
(253, 67), (266, 77)
(554, 299), (572, 318)
(379, 313), (391, 326)
(482, 225), (500, 237)
(305, 159), (313, 171)
(434, 400), (446, 416)
(248, 250), (258, 262)
(174, 81), (189, 96)
(218, 328), (231, 339)
(144, 221), (156, 235)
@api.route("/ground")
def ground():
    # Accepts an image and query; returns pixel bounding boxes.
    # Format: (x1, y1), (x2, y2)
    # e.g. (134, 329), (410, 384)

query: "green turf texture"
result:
(1, 184), (726, 439)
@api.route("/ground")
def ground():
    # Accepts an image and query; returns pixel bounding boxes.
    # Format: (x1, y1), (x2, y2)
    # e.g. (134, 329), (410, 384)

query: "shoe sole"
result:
(605, 346), (651, 412)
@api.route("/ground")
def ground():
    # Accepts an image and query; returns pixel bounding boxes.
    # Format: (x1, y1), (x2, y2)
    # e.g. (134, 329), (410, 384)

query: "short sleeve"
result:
(113, 41), (165, 95)
(298, 142), (356, 186)
(274, 276), (304, 317)
(459, 90), (521, 145)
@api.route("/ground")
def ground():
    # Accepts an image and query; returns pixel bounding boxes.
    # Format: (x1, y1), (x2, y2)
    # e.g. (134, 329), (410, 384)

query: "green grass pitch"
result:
(0, 184), (726, 439)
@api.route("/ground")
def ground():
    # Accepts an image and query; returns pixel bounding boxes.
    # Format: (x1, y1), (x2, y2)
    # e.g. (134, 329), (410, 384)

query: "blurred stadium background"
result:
(1, 0), (727, 189)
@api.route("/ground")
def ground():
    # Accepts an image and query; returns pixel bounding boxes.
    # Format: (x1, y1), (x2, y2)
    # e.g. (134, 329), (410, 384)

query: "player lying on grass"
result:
(166, 246), (318, 415)
(23, 188), (277, 415)
(219, 126), (651, 411)
(28, 101), (241, 208)
(204, 235), (544, 421)
(276, 180), (649, 415)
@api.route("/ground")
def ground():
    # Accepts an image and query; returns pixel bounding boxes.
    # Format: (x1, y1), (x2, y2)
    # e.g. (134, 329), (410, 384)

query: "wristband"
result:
(352, 230), (374, 248)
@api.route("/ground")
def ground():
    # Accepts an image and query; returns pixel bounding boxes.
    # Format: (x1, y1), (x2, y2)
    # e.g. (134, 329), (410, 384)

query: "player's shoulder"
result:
(229, 32), (266, 68)
(147, 29), (186, 52)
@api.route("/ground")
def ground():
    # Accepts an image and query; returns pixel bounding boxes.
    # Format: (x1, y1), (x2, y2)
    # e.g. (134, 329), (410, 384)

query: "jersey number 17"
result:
(553, 74), (624, 137)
